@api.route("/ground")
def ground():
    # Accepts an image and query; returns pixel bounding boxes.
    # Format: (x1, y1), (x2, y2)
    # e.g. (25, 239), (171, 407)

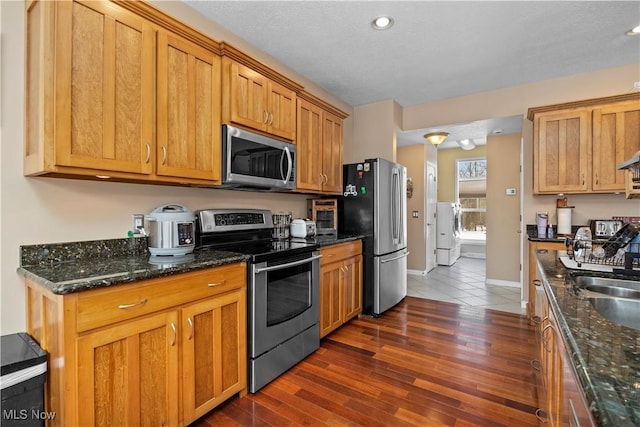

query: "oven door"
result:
(249, 251), (321, 358)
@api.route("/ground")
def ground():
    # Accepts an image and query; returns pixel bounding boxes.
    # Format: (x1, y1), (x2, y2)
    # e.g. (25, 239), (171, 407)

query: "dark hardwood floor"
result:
(194, 297), (540, 426)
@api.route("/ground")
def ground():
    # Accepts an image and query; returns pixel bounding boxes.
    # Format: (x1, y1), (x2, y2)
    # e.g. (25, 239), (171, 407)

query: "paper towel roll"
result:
(557, 208), (573, 235)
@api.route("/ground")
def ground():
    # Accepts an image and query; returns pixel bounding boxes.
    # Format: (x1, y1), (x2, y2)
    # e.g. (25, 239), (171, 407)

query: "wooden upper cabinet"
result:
(296, 92), (348, 194)
(534, 109), (590, 193)
(53, 1), (155, 174)
(529, 93), (640, 194)
(592, 100), (640, 191)
(156, 31), (221, 182)
(222, 57), (297, 141)
(322, 112), (344, 194)
(296, 99), (324, 191)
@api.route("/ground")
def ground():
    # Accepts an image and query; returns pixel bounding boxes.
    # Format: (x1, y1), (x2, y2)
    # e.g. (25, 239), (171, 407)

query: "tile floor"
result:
(407, 256), (526, 315)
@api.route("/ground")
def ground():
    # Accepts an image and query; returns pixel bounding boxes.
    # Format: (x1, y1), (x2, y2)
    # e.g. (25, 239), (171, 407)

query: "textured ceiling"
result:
(183, 1), (640, 147)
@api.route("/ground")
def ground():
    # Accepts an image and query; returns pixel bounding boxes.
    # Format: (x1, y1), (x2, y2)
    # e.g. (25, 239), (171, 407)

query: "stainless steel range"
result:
(195, 209), (321, 393)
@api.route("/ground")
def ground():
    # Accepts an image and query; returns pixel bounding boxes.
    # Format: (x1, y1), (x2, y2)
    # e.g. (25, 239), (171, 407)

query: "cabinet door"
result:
(55, 1), (154, 174)
(268, 81), (297, 140)
(592, 101), (640, 191)
(535, 110), (590, 193)
(157, 31), (221, 182)
(320, 261), (343, 338)
(225, 59), (269, 132)
(343, 255), (363, 321)
(296, 99), (323, 191)
(76, 311), (179, 426)
(322, 112), (344, 194)
(182, 289), (246, 424)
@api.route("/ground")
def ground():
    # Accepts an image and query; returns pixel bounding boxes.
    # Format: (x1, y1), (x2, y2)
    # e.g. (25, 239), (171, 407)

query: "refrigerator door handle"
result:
(392, 168), (399, 244)
(381, 251), (410, 263)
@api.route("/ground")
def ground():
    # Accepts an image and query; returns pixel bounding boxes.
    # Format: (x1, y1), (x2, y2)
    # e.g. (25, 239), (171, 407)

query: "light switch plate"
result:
(506, 188), (517, 195)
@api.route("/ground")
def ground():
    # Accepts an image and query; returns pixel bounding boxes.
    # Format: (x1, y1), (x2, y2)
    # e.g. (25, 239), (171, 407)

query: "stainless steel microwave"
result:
(222, 125), (296, 191)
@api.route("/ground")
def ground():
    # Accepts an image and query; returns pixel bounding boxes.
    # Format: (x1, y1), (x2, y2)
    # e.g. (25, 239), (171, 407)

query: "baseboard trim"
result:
(485, 278), (521, 288)
(461, 253), (486, 259)
(407, 269), (428, 276)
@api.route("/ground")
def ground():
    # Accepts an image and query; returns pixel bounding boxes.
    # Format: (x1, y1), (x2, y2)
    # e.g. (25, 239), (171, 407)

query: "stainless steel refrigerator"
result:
(339, 158), (408, 316)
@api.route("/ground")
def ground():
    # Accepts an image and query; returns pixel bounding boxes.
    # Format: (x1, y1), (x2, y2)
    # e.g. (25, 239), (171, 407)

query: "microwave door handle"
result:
(282, 146), (292, 184)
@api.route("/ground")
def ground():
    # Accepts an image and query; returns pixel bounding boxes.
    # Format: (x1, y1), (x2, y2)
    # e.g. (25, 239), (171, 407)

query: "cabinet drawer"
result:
(321, 241), (362, 265)
(76, 262), (246, 332)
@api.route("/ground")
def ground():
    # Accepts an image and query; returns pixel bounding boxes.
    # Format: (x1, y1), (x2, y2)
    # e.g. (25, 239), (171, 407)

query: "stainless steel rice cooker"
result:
(146, 203), (195, 256)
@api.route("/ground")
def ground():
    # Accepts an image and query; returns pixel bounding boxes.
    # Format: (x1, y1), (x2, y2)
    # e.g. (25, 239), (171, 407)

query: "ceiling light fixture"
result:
(626, 25), (640, 36)
(372, 16), (394, 30)
(424, 132), (449, 146)
(457, 139), (476, 151)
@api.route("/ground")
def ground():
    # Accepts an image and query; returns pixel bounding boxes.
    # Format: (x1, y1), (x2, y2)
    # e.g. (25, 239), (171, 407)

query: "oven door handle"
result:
(254, 254), (322, 274)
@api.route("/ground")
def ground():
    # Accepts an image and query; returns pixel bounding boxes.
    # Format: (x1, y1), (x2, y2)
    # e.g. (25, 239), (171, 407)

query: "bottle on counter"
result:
(547, 225), (554, 238)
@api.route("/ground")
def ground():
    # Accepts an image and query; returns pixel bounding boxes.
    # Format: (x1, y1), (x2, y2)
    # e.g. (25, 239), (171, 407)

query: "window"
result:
(456, 158), (486, 240)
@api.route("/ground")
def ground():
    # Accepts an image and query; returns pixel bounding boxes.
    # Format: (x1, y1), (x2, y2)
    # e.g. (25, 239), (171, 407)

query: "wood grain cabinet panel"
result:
(296, 96), (345, 194)
(534, 109), (590, 193)
(529, 93), (640, 194)
(25, 0), (225, 185)
(592, 101), (640, 191)
(319, 241), (363, 338)
(181, 288), (246, 424)
(222, 58), (297, 141)
(24, 262), (247, 426)
(49, 0), (155, 175)
(157, 31), (222, 182)
(76, 311), (180, 426)
(534, 261), (596, 426)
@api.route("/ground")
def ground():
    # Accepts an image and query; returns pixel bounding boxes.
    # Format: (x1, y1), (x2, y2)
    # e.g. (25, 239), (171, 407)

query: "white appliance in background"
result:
(437, 202), (462, 266)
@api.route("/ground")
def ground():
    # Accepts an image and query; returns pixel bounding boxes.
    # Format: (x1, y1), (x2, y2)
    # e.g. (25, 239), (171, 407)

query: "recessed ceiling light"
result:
(492, 128), (503, 135)
(626, 25), (640, 36)
(372, 16), (394, 30)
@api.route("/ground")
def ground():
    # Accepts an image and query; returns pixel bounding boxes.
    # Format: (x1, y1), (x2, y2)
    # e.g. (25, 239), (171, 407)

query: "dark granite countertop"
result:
(17, 235), (363, 295)
(535, 249), (640, 426)
(17, 237), (246, 295)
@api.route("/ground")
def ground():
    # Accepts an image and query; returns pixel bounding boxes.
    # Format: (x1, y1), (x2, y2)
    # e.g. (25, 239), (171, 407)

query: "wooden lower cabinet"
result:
(534, 262), (596, 426)
(77, 311), (180, 426)
(319, 241), (363, 338)
(24, 262), (247, 427)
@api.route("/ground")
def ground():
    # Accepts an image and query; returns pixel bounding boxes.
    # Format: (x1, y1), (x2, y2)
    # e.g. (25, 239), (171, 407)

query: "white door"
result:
(426, 163), (437, 272)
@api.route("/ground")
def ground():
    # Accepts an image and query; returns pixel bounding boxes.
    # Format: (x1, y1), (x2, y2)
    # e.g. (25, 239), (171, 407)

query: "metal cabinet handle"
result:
(581, 173), (585, 186)
(533, 279), (542, 287)
(530, 359), (541, 371)
(531, 315), (542, 325)
(187, 317), (193, 340)
(264, 110), (269, 124)
(269, 112), (274, 125)
(170, 322), (177, 346)
(208, 280), (226, 287)
(118, 299), (147, 309)
(145, 143), (151, 164)
(535, 408), (548, 423)
(161, 145), (167, 165)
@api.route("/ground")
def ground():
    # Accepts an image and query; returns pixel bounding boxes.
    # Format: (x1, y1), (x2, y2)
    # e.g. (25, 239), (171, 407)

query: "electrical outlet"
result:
(635, 81), (640, 90)
(132, 214), (144, 234)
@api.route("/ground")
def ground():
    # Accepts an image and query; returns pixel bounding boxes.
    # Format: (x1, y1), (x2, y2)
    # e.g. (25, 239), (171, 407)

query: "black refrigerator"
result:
(339, 158), (408, 315)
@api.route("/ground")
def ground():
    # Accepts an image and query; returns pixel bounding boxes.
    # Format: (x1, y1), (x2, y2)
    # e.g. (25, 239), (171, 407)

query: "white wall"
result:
(0, 1), (352, 335)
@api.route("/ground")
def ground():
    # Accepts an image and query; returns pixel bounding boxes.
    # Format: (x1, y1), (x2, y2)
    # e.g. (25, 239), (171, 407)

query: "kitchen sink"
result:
(570, 274), (640, 330)
(572, 275), (640, 292)
(583, 285), (640, 299)
(586, 298), (640, 331)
